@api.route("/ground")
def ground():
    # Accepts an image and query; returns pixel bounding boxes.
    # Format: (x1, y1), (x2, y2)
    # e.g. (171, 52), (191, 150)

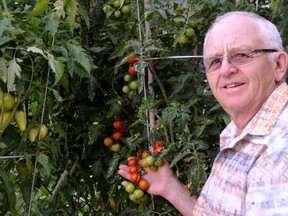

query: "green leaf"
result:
(37, 153), (50, 176)
(32, 0), (49, 16)
(7, 58), (22, 92)
(54, 0), (65, 18)
(0, 17), (10, 37)
(0, 57), (7, 83)
(27, 46), (47, 59)
(106, 155), (120, 179)
(66, 40), (91, 73)
(66, 0), (78, 33)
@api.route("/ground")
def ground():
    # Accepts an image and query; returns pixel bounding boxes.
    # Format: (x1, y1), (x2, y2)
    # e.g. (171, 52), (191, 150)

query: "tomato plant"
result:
(0, 0), (285, 215)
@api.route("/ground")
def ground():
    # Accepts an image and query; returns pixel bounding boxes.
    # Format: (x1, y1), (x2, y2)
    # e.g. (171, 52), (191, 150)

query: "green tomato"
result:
(124, 74), (132, 82)
(178, 35), (188, 45)
(128, 90), (135, 97)
(129, 81), (138, 90)
(110, 143), (121, 152)
(144, 155), (155, 167)
(133, 189), (144, 199)
(129, 194), (140, 203)
(185, 28), (195, 37)
(122, 85), (130, 94)
(114, 10), (122, 18)
(125, 182), (136, 194)
(121, 5), (131, 14)
(113, 0), (121, 8)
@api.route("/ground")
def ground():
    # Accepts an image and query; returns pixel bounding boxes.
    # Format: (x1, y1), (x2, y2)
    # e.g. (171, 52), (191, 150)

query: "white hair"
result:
(203, 11), (283, 59)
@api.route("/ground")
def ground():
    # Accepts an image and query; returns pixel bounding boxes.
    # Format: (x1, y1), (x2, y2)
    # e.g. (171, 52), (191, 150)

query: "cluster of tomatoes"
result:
(122, 55), (139, 96)
(123, 140), (165, 203)
(112, 0), (132, 19)
(103, 120), (126, 152)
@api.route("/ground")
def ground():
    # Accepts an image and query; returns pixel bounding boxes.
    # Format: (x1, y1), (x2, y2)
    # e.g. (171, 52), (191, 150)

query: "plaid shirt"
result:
(192, 82), (288, 216)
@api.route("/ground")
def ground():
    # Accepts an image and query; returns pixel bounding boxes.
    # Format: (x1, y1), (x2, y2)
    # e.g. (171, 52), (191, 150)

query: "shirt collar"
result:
(220, 82), (288, 149)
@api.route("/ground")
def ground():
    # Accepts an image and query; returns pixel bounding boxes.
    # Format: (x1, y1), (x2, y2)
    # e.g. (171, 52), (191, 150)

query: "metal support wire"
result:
(142, 55), (203, 61)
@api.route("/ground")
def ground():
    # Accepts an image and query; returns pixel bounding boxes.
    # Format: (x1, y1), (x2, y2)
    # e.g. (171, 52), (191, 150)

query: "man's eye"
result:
(210, 58), (222, 66)
(232, 52), (250, 60)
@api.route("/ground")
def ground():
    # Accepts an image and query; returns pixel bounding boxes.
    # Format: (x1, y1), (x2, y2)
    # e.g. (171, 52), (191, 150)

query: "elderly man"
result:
(119, 11), (288, 215)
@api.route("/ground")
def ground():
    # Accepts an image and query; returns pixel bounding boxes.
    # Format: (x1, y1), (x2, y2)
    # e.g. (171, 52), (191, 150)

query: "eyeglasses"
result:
(202, 49), (278, 73)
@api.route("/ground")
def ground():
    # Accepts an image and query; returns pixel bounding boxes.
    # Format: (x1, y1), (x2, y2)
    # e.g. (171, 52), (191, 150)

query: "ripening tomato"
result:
(155, 158), (164, 167)
(130, 173), (141, 183)
(153, 139), (165, 149)
(127, 158), (138, 167)
(113, 131), (122, 141)
(128, 65), (138, 77)
(113, 120), (124, 130)
(141, 158), (149, 168)
(141, 150), (150, 159)
(128, 54), (137, 64)
(129, 165), (138, 174)
(104, 137), (114, 147)
(144, 155), (155, 166)
(138, 179), (150, 191)
(137, 150), (143, 158)
(154, 146), (163, 154)
(110, 143), (121, 152)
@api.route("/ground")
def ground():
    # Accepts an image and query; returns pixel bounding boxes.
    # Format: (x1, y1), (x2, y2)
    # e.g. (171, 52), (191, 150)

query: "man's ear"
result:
(275, 51), (288, 82)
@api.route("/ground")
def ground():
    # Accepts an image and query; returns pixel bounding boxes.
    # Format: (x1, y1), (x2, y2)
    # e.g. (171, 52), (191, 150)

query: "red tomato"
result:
(153, 139), (165, 149)
(152, 60), (160, 67)
(136, 150), (143, 158)
(129, 165), (138, 174)
(127, 158), (138, 167)
(113, 131), (122, 141)
(154, 146), (163, 154)
(104, 137), (114, 147)
(138, 179), (150, 191)
(118, 127), (126, 135)
(113, 120), (124, 130)
(128, 54), (137, 64)
(130, 173), (141, 183)
(128, 65), (138, 77)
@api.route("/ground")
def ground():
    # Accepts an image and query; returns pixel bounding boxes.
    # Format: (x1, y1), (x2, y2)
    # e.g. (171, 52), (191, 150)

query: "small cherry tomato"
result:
(153, 139), (165, 149)
(137, 150), (143, 158)
(128, 65), (138, 77)
(128, 54), (137, 64)
(154, 146), (163, 154)
(141, 150), (150, 159)
(141, 159), (149, 168)
(110, 143), (121, 152)
(113, 131), (122, 141)
(125, 182), (136, 194)
(113, 120), (124, 130)
(118, 127), (126, 135)
(129, 165), (138, 174)
(138, 179), (150, 191)
(144, 155), (155, 166)
(130, 173), (141, 183)
(133, 189), (144, 199)
(127, 158), (138, 167)
(155, 158), (164, 167)
(104, 137), (114, 147)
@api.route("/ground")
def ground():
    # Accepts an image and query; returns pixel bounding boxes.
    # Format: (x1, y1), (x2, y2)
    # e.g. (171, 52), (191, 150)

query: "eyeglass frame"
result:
(202, 48), (278, 73)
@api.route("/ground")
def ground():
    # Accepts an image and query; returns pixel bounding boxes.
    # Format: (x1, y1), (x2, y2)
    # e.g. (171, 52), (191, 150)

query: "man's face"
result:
(204, 17), (279, 118)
